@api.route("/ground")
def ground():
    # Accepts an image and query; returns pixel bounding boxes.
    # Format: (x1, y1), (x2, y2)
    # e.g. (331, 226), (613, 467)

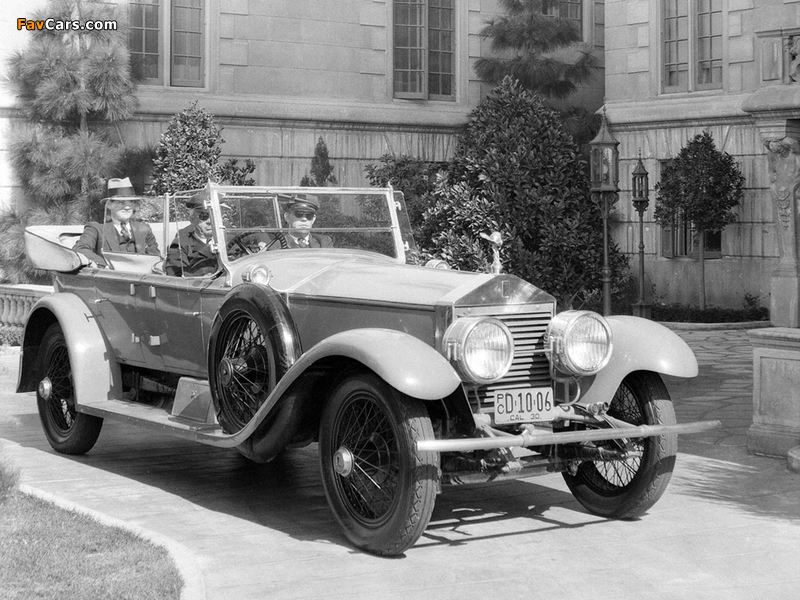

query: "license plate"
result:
(492, 387), (555, 425)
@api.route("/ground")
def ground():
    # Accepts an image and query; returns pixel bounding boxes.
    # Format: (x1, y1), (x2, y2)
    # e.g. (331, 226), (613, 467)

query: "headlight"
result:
(241, 264), (272, 286)
(425, 259), (451, 270)
(546, 310), (612, 376)
(443, 317), (514, 384)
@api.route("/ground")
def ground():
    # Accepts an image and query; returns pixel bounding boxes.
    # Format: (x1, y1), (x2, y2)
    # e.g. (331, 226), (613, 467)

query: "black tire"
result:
(319, 371), (439, 556)
(36, 323), (103, 455)
(562, 371), (677, 519)
(208, 290), (297, 433)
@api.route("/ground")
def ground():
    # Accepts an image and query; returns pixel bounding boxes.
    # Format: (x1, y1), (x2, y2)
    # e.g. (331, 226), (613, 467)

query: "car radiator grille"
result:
(470, 309), (553, 414)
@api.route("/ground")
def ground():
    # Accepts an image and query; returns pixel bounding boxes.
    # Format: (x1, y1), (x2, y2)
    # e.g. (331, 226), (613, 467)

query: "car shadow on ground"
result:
(2, 410), (602, 555)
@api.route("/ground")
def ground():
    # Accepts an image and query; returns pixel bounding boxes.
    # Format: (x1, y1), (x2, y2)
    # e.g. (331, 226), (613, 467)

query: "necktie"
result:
(120, 223), (131, 242)
(298, 237), (309, 248)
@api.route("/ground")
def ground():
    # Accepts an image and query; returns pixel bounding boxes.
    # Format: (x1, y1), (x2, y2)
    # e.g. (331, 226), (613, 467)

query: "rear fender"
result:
(579, 316), (697, 405)
(17, 294), (122, 406)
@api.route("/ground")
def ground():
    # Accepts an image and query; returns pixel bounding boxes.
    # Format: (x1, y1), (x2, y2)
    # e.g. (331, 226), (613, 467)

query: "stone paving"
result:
(1, 328), (799, 600)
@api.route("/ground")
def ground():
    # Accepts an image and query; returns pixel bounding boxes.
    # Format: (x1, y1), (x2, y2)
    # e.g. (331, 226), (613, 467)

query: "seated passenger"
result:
(165, 193), (218, 277)
(74, 177), (160, 268)
(257, 196), (332, 250)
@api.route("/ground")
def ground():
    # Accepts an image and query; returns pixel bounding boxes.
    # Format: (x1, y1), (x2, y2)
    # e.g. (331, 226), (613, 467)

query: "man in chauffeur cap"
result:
(280, 195), (332, 248)
(165, 190), (218, 277)
(74, 177), (160, 268)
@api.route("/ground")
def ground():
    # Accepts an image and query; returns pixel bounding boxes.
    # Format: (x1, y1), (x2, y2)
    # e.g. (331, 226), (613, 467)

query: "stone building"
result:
(604, 0), (800, 318)
(0, 0), (605, 212)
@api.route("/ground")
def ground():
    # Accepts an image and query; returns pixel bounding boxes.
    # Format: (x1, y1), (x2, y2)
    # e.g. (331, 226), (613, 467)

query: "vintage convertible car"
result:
(18, 183), (718, 556)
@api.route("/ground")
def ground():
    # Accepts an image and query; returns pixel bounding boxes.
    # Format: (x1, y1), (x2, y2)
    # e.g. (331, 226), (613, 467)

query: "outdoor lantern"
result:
(589, 110), (620, 193)
(589, 108), (620, 316)
(631, 155), (650, 211)
(631, 154), (652, 319)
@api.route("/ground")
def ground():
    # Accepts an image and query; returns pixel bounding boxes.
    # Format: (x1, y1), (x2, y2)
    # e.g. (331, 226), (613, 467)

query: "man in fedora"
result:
(74, 177), (160, 268)
(164, 190), (219, 277)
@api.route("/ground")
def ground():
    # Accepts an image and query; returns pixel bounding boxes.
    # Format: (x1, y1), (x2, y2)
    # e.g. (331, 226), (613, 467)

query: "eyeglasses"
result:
(196, 211), (211, 221)
(292, 210), (315, 219)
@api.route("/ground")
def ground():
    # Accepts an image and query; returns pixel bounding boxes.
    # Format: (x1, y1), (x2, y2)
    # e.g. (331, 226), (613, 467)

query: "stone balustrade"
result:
(0, 284), (52, 333)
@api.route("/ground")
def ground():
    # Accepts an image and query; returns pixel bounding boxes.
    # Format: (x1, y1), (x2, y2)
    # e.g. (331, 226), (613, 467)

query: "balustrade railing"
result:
(0, 284), (53, 337)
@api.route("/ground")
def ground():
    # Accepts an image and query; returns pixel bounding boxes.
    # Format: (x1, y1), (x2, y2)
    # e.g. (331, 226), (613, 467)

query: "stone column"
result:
(765, 136), (800, 327)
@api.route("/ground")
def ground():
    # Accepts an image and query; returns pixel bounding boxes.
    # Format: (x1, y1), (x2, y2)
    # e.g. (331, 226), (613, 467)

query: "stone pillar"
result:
(748, 328), (800, 459)
(765, 136), (800, 327)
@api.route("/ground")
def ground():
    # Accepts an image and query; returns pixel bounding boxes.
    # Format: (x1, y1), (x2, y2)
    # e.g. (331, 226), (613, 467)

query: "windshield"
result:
(216, 188), (407, 261)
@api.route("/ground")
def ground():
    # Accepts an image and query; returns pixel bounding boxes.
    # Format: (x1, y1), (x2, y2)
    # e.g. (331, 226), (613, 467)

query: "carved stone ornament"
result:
(790, 36), (800, 83)
(765, 136), (800, 263)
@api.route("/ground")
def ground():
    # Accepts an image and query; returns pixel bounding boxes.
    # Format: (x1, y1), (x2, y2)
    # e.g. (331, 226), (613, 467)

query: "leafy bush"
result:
(365, 154), (444, 235)
(421, 78), (628, 308)
(151, 102), (224, 194)
(219, 158), (256, 186)
(0, 326), (23, 347)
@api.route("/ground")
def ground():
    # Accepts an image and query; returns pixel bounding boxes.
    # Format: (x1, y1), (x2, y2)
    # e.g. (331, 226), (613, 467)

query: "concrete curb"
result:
(659, 321), (772, 331)
(19, 484), (205, 600)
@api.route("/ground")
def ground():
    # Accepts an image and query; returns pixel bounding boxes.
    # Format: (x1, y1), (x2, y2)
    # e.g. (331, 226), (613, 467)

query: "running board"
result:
(416, 420), (721, 453)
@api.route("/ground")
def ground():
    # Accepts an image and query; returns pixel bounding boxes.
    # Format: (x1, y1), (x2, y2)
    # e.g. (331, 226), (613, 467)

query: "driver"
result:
(165, 192), (218, 277)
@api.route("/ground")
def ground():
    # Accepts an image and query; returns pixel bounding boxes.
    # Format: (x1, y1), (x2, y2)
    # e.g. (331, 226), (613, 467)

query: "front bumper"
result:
(416, 419), (721, 453)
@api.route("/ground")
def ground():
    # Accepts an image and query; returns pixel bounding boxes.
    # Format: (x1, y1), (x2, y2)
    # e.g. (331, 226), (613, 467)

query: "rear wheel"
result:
(562, 371), (677, 519)
(319, 371), (439, 556)
(36, 323), (103, 455)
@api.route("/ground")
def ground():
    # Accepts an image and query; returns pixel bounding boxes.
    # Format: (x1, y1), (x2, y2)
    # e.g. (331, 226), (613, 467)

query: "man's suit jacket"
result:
(283, 233), (333, 248)
(165, 225), (218, 277)
(74, 221), (160, 267)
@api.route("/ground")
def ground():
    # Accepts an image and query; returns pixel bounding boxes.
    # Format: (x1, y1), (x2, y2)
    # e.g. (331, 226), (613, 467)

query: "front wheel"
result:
(562, 371), (677, 519)
(319, 371), (439, 556)
(36, 323), (103, 455)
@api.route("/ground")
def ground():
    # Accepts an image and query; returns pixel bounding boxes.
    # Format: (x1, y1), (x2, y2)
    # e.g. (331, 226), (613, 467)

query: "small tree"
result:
(300, 137), (337, 186)
(474, 0), (596, 100)
(421, 77), (627, 308)
(654, 131), (745, 309)
(2, 0), (136, 282)
(150, 103), (224, 194)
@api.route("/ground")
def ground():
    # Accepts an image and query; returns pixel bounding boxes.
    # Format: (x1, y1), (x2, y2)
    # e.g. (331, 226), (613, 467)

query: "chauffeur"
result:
(165, 192), (219, 277)
(74, 177), (160, 268)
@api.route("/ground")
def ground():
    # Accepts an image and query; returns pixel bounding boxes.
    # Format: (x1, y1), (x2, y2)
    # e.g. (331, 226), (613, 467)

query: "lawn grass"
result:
(0, 454), (184, 600)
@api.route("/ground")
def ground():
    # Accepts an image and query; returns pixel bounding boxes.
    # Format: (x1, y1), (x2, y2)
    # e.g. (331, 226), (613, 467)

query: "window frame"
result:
(128, 0), (206, 89)
(392, 0), (455, 102)
(661, 0), (723, 94)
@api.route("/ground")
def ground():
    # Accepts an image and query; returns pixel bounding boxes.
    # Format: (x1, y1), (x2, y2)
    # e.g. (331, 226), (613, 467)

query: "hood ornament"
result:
(480, 231), (503, 275)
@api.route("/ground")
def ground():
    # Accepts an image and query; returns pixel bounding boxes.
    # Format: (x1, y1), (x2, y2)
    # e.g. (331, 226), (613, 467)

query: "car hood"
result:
(230, 249), (555, 308)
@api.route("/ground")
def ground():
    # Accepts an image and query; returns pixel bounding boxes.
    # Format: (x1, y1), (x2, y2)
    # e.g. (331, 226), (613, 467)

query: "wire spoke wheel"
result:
(319, 371), (438, 556)
(562, 371), (677, 519)
(36, 324), (102, 455)
(212, 307), (276, 432)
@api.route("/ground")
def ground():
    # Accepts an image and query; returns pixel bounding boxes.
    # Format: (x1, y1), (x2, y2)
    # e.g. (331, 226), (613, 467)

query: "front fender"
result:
(298, 328), (462, 400)
(579, 316), (698, 405)
(17, 293), (122, 407)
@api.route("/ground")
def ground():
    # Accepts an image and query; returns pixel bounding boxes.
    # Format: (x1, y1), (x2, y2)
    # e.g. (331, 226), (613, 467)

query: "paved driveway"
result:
(1, 330), (799, 600)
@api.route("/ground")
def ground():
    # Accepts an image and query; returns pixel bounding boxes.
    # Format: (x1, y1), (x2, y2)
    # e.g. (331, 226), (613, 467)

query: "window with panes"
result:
(129, 0), (205, 88)
(663, 0), (722, 93)
(393, 0), (454, 100)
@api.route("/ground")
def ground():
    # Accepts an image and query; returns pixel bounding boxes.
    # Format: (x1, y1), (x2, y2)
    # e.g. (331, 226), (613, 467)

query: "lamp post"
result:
(589, 109), (620, 316)
(631, 155), (652, 319)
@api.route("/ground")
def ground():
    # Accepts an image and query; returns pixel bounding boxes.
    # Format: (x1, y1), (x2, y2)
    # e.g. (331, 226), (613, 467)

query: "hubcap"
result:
(333, 446), (355, 477)
(38, 377), (53, 400)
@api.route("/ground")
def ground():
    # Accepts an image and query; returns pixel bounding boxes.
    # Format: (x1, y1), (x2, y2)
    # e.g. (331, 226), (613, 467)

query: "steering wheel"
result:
(225, 231), (258, 259)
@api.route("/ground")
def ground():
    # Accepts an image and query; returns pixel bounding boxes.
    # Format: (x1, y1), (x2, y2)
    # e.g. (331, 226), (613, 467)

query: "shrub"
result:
(422, 77), (628, 308)
(364, 154), (444, 234)
(220, 158), (256, 186)
(151, 102), (224, 194)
